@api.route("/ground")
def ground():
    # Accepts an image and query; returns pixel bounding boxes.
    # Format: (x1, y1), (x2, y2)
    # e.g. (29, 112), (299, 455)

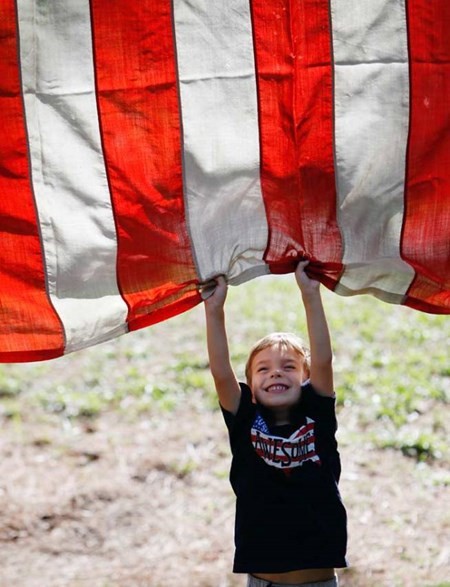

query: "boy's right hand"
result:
(204, 275), (241, 414)
(204, 275), (227, 312)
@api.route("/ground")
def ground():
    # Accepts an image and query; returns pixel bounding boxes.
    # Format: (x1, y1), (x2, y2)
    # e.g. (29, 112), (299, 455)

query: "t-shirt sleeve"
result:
(300, 380), (338, 433)
(220, 382), (253, 436)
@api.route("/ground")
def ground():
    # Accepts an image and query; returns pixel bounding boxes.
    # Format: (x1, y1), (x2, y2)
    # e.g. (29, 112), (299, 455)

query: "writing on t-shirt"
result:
(251, 415), (321, 469)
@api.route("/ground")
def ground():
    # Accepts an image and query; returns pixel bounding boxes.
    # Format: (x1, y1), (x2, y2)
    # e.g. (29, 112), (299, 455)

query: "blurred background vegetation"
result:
(0, 275), (449, 468)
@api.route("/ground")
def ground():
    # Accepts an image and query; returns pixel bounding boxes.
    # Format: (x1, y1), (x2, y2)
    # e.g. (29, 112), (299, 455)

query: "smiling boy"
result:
(204, 261), (348, 587)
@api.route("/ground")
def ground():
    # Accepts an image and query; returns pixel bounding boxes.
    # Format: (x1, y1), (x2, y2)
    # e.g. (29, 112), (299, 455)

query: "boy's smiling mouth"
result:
(265, 384), (289, 393)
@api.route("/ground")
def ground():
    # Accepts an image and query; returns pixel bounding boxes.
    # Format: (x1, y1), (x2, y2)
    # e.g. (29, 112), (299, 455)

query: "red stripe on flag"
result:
(0, 2), (64, 362)
(250, 0), (342, 286)
(403, 0), (450, 313)
(89, 0), (200, 331)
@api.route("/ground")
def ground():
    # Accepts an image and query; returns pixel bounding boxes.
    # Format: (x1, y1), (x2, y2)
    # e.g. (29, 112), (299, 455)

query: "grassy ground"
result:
(0, 275), (449, 586)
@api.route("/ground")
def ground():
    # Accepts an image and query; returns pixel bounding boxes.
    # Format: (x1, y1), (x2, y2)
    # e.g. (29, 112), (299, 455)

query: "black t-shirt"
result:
(221, 381), (348, 574)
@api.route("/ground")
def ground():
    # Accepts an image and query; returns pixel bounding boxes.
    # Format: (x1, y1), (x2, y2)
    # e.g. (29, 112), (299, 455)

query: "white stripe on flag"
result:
(331, 0), (415, 301)
(173, 0), (269, 285)
(17, 0), (128, 352)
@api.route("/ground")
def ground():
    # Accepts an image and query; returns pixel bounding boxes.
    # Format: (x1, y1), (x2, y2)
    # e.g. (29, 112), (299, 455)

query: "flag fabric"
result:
(1, 0), (449, 363)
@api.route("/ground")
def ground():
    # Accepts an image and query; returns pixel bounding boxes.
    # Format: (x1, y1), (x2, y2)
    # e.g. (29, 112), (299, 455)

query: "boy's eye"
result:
(257, 366), (268, 372)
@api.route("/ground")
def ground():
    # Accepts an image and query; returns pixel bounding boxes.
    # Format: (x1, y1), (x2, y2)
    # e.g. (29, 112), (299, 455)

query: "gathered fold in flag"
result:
(0, 0), (449, 362)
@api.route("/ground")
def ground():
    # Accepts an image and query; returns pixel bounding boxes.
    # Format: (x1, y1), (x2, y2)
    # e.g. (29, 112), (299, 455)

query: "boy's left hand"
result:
(203, 275), (228, 311)
(295, 260), (320, 297)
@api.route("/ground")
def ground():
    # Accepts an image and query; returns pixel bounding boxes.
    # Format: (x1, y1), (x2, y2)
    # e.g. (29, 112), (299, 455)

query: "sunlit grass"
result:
(0, 274), (449, 464)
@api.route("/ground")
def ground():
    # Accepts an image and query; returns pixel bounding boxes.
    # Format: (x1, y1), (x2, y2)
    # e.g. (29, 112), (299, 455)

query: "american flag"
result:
(1, 0), (449, 362)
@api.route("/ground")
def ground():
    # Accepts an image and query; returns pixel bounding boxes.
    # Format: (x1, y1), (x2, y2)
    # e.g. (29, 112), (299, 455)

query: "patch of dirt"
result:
(0, 405), (449, 587)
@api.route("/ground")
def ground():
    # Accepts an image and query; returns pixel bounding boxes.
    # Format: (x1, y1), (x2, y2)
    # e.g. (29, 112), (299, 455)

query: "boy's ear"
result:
(301, 363), (310, 382)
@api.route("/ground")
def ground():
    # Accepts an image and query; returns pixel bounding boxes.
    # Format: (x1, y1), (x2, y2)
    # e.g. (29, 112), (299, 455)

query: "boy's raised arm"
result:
(204, 276), (241, 414)
(295, 261), (334, 397)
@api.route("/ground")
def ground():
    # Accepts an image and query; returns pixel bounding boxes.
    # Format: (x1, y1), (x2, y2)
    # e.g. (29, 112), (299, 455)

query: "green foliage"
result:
(0, 372), (22, 398)
(377, 431), (445, 462)
(0, 274), (449, 465)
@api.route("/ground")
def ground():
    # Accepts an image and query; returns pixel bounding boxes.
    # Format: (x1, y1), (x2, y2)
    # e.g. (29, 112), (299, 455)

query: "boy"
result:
(204, 261), (347, 587)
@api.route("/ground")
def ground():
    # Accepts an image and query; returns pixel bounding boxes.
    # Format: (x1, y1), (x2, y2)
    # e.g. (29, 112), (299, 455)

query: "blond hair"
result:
(245, 332), (310, 385)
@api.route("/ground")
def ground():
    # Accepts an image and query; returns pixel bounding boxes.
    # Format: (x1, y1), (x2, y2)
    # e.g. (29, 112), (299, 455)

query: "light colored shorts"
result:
(247, 575), (338, 587)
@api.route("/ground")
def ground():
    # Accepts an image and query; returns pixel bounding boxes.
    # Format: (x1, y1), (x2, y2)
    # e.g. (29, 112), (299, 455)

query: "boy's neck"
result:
(259, 405), (292, 427)
(272, 410), (291, 426)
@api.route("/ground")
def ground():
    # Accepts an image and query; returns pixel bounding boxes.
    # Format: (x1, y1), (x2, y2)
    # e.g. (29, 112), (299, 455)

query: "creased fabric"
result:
(0, 0), (449, 362)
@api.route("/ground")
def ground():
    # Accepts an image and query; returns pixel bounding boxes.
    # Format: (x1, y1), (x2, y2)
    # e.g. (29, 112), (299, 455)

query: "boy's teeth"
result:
(268, 384), (286, 392)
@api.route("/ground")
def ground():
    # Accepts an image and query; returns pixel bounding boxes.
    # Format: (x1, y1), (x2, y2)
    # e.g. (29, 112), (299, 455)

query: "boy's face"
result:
(250, 346), (306, 415)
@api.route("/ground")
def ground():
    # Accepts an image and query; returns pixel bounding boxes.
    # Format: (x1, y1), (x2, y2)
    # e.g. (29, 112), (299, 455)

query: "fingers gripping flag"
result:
(1, 0), (449, 362)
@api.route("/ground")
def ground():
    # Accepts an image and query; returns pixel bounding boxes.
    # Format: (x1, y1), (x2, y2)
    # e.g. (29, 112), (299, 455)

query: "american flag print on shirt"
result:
(1, 0), (449, 362)
(251, 415), (321, 470)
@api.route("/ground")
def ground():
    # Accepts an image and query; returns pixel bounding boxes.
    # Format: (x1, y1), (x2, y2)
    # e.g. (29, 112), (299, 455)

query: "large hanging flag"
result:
(1, 0), (449, 362)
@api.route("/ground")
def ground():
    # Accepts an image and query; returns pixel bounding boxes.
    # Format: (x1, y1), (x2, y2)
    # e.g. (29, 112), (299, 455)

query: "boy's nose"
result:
(271, 369), (282, 377)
